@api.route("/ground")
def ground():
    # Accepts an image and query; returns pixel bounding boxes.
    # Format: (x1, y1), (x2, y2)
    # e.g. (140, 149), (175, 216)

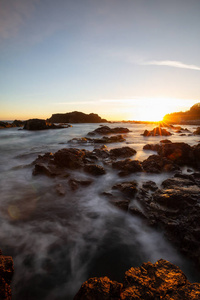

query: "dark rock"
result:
(88, 125), (130, 135)
(142, 127), (172, 136)
(68, 178), (93, 191)
(112, 159), (143, 176)
(137, 174), (200, 267)
(157, 142), (194, 166)
(163, 102), (200, 124)
(0, 121), (13, 129)
(47, 111), (107, 123)
(74, 259), (200, 300)
(54, 148), (85, 169)
(142, 180), (158, 191)
(193, 127), (200, 135)
(109, 147), (136, 158)
(92, 147), (110, 159)
(143, 143), (161, 151)
(12, 120), (24, 127)
(142, 155), (179, 173)
(23, 119), (65, 130)
(112, 181), (137, 198)
(84, 164), (106, 176)
(160, 139), (172, 143)
(0, 253), (14, 300)
(69, 135), (126, 144)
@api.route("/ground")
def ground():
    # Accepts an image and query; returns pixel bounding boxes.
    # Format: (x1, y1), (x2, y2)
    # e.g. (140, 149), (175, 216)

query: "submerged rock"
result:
(74, 259), (200, 300)
(112, 181), (138, 198)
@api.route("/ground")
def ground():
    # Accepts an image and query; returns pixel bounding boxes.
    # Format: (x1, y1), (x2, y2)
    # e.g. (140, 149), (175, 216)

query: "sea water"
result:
(0, 123), (200, 299)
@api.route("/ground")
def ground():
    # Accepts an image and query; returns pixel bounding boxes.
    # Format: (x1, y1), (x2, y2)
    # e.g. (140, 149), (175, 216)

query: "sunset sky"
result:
(1, 0), (200, 121)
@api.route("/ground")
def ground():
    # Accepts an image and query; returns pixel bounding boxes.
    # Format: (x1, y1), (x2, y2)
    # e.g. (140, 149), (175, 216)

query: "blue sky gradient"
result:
(1, 0), (200, 120)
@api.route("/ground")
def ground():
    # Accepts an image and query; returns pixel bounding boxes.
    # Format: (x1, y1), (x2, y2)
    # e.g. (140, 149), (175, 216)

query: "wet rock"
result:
(88, 125), (130, 135)
(0, 121), (13, 129)
(112, 159), (143, 176)
(142, 180), (158, 191)
(74, 259), (200, 300)
(84, 164), (106, 176)
(68, 178), (93, 191)
(112, 181), (137, 198)
(12, 120), (24, 127)
(143, 143), (161, 151)
(193, 127), (200, 135)
(160, 139), (172, 143)
(192, 143), (200, 167)
(56, 184), (66, 195)
(157, 142), (194, 166)
(74, 276), (122, 300)
(0, 253), (14, 300)
(137, 174), (200, 267)
(54, 148), (85, 169)
(69, 135), (126, 144)
(23, 119), (65, 130)
(109, 146), (136, 158)
(92, 147), (110, 159)
(142, 155), (179, 173)
(142, 127), (172, 136)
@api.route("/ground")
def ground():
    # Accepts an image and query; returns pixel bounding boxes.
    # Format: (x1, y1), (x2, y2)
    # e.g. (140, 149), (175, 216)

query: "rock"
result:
(92, 147), (110, 159)
(143, 143), (161, 151)
(160, 139), (172, 143)
(12, 120), (24, 127)
(142, 180), (158, 191)
(74, 259), (200, 300)
(74, 276), (122, 300)
(87, 125), (130, 135)
(112, 159), (143, 176)
(0, 253), (14, 300)
(47, 111), (107, 123)
(142, 127), (172, 136)
(54, 148), (85, 169)
(69, 135), (126, 144)
(193, 127), (200, 135)
(163, 102), (200, 124)
(0, 121), (13, 129)
(23, 119), (65, 130)
(109, 147), (136, 158)
(157, 142), (194, 166)
(68, 178), (93, 190)
(142, 155), (179, 173)
(84, 164), (106, 176)
(137, 174), (200, 267)
(112, 181), (137, 198)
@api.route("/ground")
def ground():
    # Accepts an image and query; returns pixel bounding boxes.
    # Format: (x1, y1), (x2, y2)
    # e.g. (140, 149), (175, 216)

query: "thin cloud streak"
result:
(143, 60), (200, 71)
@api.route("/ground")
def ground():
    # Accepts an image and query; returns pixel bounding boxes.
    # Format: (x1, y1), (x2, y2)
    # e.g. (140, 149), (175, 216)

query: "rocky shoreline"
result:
(74, 259), (200, 299)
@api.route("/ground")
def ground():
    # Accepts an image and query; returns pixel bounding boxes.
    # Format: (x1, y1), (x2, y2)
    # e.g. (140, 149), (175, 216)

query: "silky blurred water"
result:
(0, 123), (200, 299)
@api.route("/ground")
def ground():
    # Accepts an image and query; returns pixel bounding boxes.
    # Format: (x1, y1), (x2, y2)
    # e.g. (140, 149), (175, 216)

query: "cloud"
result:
(143, 60), (200, 71)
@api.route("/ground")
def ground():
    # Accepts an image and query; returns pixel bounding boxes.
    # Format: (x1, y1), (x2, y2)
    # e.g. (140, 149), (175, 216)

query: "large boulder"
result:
(109, 147), (136, 158)
(74, 259), (200, 300)
(142, 155), (179, 173)
(112, 159), (143, 176)
(54, 148), (86, 169)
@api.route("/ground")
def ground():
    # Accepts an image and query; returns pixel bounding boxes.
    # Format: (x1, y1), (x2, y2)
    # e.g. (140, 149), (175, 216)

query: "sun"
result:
(131, 98), (188, 122)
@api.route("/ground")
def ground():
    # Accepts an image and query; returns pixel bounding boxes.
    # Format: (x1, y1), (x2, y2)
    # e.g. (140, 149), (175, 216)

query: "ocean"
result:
(0, 123), (200, 299)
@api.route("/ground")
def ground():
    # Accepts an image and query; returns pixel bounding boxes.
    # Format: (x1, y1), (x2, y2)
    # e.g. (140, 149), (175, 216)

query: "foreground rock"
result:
(74, 259), (200, 300)
(87, 125), (130, 135)
(142, 127), (172, 136)
(134, 174), (200, 267)
(23, 119), (67, 130)
(193, 127), (200, 135)
(0, 251), (14, 300)
(47, 111), (107, 123)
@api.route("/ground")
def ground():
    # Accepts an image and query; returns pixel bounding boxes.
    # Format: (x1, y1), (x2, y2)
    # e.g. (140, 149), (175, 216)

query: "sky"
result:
(0, 0), (200, 121)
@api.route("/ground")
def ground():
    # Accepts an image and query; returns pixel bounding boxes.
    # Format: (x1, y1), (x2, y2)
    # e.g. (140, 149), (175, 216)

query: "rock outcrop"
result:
(23, 119), (66, 130)
(0, 251), (14, 300)
(0, 120), (24, 129)
(163, 102), (200, 124)
(74, 259), (200, 300)
(69, 135), (126, 144)
(47, 111), (107, 123)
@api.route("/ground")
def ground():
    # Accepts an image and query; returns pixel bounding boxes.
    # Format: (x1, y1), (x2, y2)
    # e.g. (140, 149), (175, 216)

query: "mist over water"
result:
(0, 123), (200, 299)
